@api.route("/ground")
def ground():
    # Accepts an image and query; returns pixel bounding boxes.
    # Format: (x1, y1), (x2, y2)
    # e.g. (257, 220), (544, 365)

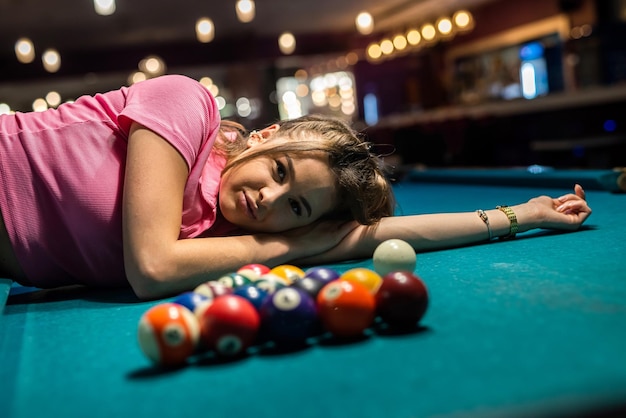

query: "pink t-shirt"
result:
(0, 74), (234, 288)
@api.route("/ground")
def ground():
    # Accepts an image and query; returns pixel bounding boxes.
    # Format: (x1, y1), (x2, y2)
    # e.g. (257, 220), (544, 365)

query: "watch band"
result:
(496, 205), (518, 239)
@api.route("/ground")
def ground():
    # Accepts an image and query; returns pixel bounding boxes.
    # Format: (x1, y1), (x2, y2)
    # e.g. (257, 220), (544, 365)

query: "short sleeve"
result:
(118, 74), (219, 168)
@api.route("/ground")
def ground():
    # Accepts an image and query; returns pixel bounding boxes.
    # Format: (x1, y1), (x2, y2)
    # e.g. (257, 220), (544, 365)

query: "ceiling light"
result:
(356, 12), (374, 35)
(200, 77), (220, 97)
(199, 77), (213, 88)
(380, 39), (394, 55)
(367, 43), (382, 60)
(236, 0), (255, 23)
(393, 34), (408, 51)
(45, 91), (61, 107)
(421, 23), (437, 42)
(42, 49), (61, 73)
(196, 18), (215, 43)
(436, 17), (454, 36)
(279, 32), (296, 55)
(93, 0), (115, 16)
(128, 72), (147, 85)
(15, 38), (35, 64)
(139, 55), (166, 76)
(406, 29), (421, 46)
(453, 10), (474, 31)
(32, 98), (48, 112)
(345, 52), (359, 65)
(0, 103), (11, 115)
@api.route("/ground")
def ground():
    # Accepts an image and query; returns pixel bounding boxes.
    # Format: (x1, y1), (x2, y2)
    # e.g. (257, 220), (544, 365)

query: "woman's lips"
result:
(241, 191), (257, 220)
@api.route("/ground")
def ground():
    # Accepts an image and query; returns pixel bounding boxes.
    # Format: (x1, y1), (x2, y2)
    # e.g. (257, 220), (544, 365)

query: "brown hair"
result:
(217, 115), (395, 225)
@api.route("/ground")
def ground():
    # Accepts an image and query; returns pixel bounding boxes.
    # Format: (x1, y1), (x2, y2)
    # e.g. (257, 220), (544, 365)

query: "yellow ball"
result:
(340, 268), (383, 294)
(269, 264), (305, 284)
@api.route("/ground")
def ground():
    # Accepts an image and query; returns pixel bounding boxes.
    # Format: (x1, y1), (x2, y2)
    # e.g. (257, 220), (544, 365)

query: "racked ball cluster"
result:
(137, 240), (428, 367)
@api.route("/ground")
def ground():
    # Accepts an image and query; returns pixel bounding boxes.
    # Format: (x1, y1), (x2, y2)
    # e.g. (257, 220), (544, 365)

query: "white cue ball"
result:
(372, 239), (417, 277)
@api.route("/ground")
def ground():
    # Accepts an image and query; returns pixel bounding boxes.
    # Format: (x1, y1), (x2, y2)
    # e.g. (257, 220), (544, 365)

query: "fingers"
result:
(556, 200), (574, 213)
(574, 184), (586, 200)
(558, 184), (587, 203)
(556, 198), (592, 217)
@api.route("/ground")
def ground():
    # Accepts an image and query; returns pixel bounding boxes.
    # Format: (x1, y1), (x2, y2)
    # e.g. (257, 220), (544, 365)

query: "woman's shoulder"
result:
(119, 74), (221, 165)
(128, 74), (209, 99)
(144, 74), (201, 87)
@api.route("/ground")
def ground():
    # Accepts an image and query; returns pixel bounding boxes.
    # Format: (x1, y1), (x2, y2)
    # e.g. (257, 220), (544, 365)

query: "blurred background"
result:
(1, 0), (625, 169)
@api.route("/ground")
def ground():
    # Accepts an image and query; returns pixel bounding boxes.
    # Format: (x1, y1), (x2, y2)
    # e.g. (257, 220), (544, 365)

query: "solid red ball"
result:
(199, 294), (260, 356)
(376, 271), (428, 327)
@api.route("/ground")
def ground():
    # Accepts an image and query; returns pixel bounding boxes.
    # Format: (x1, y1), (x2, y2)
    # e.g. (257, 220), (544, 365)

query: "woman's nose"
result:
(258, 185), (284, 215)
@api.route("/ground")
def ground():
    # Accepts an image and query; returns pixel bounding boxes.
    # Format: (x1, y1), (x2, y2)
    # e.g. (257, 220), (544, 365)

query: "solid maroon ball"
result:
(376, 271), (428, 327)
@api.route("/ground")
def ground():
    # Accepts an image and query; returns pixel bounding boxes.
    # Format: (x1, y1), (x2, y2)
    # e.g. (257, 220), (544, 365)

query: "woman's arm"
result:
(122, 124), (354, 299)
(123, 122), (591, 298)
(297, 185), (592, 265)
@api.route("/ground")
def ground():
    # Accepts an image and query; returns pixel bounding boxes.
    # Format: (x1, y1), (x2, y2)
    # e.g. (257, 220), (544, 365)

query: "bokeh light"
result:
(356, 12), (374, 35)
(196, 18), (215, 43)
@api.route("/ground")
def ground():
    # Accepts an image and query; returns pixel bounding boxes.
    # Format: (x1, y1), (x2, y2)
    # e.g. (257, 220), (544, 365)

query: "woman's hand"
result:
(519, 184), (592, 232)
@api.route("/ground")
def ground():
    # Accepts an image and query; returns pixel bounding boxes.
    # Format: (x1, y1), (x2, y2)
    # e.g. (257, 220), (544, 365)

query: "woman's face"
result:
(218, 138), (337, 232)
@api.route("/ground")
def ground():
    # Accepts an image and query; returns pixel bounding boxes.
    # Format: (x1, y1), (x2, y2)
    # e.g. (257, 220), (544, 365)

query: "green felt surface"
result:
(1, 172), (626, 418)
(0, 279), (10, 312)
(406, 167), (625, 192)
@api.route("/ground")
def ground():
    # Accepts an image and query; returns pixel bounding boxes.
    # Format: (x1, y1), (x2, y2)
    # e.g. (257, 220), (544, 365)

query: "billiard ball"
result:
(237, 263), (271, 281)
(269, 264), (305, 284)
(340, 268), (383, 293)
(199, 295), (260, 356)
(372, 239), (417, 277)
(290, 276), (327, 299)
(193, 280), (232, 299)
(260, 287), (318, 342)
(192, 281), (232, 317)
(172, 291), (210, 316)
(376, 271), (428, 327)
(137, 303), (200, 367)
(233, 284), (270, 311)
(316, 280), (376, 338)
(304, 267), (340, 283)
(253, 273), (289, 294)
(216, 272), (252, 289)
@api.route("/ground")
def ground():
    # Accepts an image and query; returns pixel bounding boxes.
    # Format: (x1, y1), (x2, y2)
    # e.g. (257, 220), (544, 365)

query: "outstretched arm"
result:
(297, 185), (592, 265)
(123, 123), (591, 299)
(122, 124), (355, 299)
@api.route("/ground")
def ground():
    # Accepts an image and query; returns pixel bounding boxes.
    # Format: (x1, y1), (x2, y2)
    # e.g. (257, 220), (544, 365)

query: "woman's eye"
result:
(276, 160), (286, 182)
(289, 199), (302, 216)
(275, 160), (301, 216)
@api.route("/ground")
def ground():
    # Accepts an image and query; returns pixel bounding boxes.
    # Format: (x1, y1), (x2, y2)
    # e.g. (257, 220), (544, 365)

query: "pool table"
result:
(1, 168), (625, 418)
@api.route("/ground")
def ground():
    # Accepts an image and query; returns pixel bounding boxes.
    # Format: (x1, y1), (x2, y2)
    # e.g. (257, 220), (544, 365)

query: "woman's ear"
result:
(246, 124), (280, 148)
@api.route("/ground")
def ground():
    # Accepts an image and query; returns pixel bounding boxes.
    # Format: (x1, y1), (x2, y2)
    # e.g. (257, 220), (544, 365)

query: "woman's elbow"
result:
(125, 256), (173, 300)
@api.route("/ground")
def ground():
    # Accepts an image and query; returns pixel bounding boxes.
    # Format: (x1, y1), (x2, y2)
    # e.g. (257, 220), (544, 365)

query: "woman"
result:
(0, 75), (591, 299)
